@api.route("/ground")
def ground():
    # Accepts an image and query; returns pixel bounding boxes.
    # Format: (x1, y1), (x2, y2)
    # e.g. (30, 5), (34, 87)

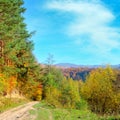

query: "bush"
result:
(81, 66), (120, 115)
(0, 73), (7, 96)
(75, 99), (88, 110)
(44, 86), (62, 107)
(44, 77), (83, 109)
(59, 78), (81, 109)
(21, 80), (42, 101)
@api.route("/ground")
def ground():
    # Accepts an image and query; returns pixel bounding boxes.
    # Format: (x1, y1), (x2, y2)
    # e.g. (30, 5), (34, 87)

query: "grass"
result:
(29, 101), (120, 120)
(1, 99), (119, 120)
(29, 106), (50, 120)
(52, 108), (99, 120)
(0, 97), (29, 113)
(29, 101), (53, 120)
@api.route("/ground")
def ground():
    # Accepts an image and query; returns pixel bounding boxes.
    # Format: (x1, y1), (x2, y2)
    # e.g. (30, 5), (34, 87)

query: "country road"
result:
(0, 101), (38, 120)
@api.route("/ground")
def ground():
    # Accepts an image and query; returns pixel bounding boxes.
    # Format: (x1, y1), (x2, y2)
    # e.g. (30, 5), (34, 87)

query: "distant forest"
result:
(61, 67), (92, 81)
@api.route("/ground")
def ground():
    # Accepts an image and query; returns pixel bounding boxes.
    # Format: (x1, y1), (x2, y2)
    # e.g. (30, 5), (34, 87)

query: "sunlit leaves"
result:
(81, 66), (120, 115)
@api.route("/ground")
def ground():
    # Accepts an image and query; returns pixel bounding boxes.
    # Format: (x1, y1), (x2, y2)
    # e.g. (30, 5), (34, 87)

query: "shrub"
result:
(81, 66), (120, 115)
(44, 86), (62, 107)
(0, 73), (7, 96)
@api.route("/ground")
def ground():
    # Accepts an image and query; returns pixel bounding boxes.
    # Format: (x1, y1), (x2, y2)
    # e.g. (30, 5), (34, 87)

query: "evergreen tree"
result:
(0, 0), (42, 99)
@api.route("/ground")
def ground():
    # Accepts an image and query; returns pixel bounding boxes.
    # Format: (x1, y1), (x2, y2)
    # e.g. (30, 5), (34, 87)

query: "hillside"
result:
(55, 63), (120, 81)
(60, 67), (93, 81)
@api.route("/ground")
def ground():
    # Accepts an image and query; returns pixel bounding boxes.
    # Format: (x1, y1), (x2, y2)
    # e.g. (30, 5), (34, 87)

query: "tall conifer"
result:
(0, 0), (42, 97)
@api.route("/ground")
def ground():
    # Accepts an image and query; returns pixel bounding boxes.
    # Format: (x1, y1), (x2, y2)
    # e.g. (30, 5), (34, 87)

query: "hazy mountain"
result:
(55, 63), (81, 68)
(55, 63), (120, 81)
(55, 63), (120, 69)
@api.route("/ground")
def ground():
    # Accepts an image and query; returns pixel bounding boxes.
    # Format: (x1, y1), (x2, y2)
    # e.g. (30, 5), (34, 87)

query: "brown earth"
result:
(0, 101), (38, 120)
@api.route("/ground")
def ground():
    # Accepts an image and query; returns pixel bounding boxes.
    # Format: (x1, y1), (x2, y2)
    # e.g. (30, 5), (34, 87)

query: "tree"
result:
(60, 77), (80, 108)
(42, 66), (64, 103)
(81, 66), (120, 115)
(0, 0), (43, 99)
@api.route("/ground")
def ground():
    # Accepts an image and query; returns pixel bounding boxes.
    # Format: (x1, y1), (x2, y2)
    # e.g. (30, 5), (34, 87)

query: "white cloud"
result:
(46, 0), (120, 56)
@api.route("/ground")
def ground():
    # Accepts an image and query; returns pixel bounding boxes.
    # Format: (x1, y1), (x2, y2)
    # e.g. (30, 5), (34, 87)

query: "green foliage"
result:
(0, 0), (43, 99)
(41, 57), (64, 103)
(42, 55), (85, 109)
(59, 77), (80, 108)
(44, 86), (62, 107)
(75, 99), (88, 110)
(81, 66), (120, 115)
(0, 1), (119, 119)
(43, 70), (82, 109)
(42, 65), (63, 88)
(31, 101), (120, 120)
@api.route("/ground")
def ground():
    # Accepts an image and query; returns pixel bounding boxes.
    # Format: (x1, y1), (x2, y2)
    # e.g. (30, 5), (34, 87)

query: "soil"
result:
(0, 101), (38, 120)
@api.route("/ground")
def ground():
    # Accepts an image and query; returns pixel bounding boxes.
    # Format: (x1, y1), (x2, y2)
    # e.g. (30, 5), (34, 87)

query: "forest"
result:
(0, 0), (120, 119)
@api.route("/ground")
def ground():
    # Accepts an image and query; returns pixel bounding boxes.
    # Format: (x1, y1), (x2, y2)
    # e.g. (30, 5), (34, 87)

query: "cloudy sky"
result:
(24, 0), (120, 65)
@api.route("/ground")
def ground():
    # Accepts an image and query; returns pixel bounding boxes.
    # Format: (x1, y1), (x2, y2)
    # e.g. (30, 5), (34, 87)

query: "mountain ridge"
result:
(55, 63), (120, 69)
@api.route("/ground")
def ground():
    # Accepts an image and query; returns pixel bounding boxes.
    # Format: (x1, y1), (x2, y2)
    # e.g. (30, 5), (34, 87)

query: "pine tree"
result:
(0, 0), (42, 98)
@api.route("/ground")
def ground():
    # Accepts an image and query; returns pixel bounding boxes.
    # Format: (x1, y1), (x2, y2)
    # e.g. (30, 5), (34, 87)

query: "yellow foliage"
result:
(0, 73), (18, 97)
(81, 66), (120, 115)
(44, 86), (62, 107)
(7, 76), (17, 95)
(33, 84), (42, 101)
(59, 78), (81, 108)
(0, 73), (7, 95)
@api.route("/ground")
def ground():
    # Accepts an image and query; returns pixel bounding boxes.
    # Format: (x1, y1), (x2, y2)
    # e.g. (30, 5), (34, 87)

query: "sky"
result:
(24, 0), (120, 65)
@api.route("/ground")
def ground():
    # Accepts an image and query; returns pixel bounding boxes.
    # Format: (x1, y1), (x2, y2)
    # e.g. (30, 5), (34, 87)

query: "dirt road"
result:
(0, 101), (38, 120)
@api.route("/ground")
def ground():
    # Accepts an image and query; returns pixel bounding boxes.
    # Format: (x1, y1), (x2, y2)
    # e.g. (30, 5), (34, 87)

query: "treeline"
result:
(61, 67), (93, 81)
(0, 0), (42, 100)
(0, 0), (120, 116)
(42, 63), (120, 115)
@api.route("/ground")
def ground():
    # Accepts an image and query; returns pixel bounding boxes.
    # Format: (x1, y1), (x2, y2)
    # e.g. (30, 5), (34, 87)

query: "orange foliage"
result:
(7, 76), (17, 95)
(33, 83), (43, 100)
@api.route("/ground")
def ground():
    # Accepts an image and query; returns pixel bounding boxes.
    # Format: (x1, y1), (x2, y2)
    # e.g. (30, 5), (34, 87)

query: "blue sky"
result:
(24, 0), (120, 65)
